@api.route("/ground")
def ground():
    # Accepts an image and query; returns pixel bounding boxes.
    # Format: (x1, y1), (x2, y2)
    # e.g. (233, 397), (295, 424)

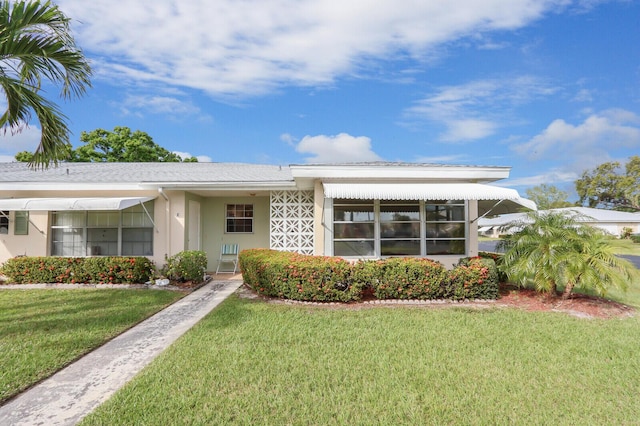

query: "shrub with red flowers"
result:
(239, 250), (500, 302)
(366, 257), (449, 300)
(445, 257), (499, 300)
(240, 249), (362, 302)
(0, 256), (155, 284)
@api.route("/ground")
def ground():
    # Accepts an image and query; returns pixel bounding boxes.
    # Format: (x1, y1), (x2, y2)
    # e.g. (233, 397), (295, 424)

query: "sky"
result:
(1, 0), (639, 201)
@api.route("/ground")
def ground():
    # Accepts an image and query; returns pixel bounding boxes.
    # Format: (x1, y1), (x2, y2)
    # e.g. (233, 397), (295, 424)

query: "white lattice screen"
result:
(270, 190), (315, 254)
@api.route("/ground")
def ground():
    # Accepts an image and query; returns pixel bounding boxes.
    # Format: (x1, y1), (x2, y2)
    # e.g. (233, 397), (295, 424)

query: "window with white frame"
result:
(332, 199), (467, 257)
(226, 204), (253, 233)
(50, 202), (154, 256)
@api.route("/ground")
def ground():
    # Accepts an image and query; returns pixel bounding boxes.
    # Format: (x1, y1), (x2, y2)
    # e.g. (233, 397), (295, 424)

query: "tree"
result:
(525, 184), (573, 210)
(69, 126), (197, 162)
(575, 156), (640, 211)
(0, 0), (92, 168)
(499, 211), (637, 299)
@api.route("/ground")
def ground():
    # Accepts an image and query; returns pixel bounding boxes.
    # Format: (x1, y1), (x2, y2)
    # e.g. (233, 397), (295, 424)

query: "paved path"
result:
(0, 279), (243, 426)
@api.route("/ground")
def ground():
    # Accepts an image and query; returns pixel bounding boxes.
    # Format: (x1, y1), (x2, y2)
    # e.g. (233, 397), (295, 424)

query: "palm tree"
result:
(499, 211), (637, 299)
(0, 0), (91, 167)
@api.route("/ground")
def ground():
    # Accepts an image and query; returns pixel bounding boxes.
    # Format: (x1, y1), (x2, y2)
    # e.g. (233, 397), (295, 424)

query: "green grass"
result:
(605, 237), (640, 255)
(82, 295), (640, 425)
(0, 289), (183, 403)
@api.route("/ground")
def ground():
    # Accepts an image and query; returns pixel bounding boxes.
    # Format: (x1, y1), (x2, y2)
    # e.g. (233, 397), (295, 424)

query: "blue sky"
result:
(1, 0), (639, 201)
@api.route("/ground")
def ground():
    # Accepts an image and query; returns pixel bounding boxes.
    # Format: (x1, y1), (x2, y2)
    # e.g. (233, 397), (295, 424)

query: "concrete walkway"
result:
(0, 279), (243, 426)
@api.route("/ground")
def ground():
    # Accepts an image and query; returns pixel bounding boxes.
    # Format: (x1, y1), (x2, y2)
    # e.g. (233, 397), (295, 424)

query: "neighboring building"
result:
(478, 206), (640, 238)
(0, 162), (534, 269)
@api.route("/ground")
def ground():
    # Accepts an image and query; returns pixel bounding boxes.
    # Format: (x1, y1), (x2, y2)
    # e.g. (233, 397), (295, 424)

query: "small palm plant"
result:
(498, 210), (637, 300)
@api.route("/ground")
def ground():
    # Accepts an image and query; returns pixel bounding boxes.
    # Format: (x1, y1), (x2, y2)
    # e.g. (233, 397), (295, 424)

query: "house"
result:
(478, 206), (640, 238)
(0, 162), (534, 269)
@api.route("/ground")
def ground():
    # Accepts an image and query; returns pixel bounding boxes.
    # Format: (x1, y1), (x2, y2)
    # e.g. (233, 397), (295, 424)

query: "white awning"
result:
(0, 197), (155, 211)
(322, 183), (536, 215)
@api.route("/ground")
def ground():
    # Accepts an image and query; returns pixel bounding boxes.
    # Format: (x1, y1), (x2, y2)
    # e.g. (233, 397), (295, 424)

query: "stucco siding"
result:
(201, 196), (270, 271)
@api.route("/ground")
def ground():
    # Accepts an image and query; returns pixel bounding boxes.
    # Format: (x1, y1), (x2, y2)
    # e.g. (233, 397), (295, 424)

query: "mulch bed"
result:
(236, 284), (636, 319)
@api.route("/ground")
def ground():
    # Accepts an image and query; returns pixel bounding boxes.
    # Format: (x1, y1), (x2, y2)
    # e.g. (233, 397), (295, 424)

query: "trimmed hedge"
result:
(240, 249), (361, 302)
(240, 249), (500, 302)
(0, 256), (155, 284)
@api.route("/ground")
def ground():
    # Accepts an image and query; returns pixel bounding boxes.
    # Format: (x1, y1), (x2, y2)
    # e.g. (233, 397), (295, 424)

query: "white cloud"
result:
(513, 109), (640, 169)
(120, 95), (212, 122)
(404, 76), (558, 142)
(173, 151), (212, 162)
(500, 170), (578, 188)
(58, 0), (568, 97)
(0, 124), (41, 159)
(295, 133), (382, 163)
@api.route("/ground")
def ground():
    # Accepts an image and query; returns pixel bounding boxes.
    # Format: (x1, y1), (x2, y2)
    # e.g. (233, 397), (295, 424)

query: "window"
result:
(14, 211), (29, 235)
(226, 204), (253, 233)
(380, 201), (421, 256)
(50, 202), (154, 256)
(333, 200), (375, 256)
(0, 211), (8, 234)
(425, 200), (466, 255)
(332, 199), (467, 257)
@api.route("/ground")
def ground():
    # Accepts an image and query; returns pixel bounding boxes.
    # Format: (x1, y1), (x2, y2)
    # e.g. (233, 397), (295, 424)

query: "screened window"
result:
(333, 200), (375, 256)
(50, 202), (154, 256)
(14, 211), (29, 235)
(332, 199), (467, 257)
(226, 204), (253, 233)
(0, 211), (8, 234)
(425, 200), (466, 255)
(380, 202), (420, 256)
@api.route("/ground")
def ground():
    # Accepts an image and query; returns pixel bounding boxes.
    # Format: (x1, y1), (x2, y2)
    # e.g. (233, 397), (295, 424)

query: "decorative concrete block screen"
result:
(270, 190), (315, 255)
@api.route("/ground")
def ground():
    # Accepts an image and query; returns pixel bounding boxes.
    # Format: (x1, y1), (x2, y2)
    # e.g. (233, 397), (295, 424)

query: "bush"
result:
(162, 250), (207, 283)
(240, 249), (362, 302)
(239, 250), (500, 302)
(630, 234), (640, 244)
(447, 257), (499, 300)
(0, 256), (155, 284)
(370, 257), (448, 300)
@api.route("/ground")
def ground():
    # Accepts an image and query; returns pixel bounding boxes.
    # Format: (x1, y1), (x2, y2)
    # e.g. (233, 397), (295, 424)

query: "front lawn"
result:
(81, 294), (640, 425)
(0, 289), (184, 403)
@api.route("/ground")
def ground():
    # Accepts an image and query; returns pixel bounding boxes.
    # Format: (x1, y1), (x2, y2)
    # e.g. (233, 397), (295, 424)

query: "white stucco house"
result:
(0, 162), (535, 269)
(478, 206), (640, 238)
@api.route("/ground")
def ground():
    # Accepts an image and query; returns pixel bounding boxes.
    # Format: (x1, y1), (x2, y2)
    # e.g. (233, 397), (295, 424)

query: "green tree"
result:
(0, 0), (92, 167)
(525, 184), (573, 210)
(69, 127), (197, 162)
(499, 211), (636, 299)
(575, 156), (640, 211)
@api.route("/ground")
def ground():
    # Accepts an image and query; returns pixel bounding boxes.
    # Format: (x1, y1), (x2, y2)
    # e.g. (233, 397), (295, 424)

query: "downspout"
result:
(158, 188), (171, 260)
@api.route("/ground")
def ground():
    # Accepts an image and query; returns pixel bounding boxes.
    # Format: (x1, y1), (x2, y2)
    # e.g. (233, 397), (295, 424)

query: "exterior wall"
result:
(269, 190), (315, 255)
(201, 196), (270, 271)
(313, 181), (325, 255)
(0, 211), (48, 261)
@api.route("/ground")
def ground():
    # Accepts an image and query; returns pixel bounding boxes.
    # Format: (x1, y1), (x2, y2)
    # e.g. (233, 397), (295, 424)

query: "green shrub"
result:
(630, 234), (640, 244)
(446, 257), (499, 300)
(239, 251), (499, 302)
(478, 251), (507, 283)
(240, 249), (362, 302)
(0, 256), (155, 284)
(162, 250), (207, 283)
(372, 257), (448, 300)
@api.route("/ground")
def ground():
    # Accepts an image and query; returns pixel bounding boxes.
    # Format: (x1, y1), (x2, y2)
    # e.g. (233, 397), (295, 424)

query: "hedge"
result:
(240, 249), (500, 302)
(240, 249), (361, 302)
(0, 256), (155, 284)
